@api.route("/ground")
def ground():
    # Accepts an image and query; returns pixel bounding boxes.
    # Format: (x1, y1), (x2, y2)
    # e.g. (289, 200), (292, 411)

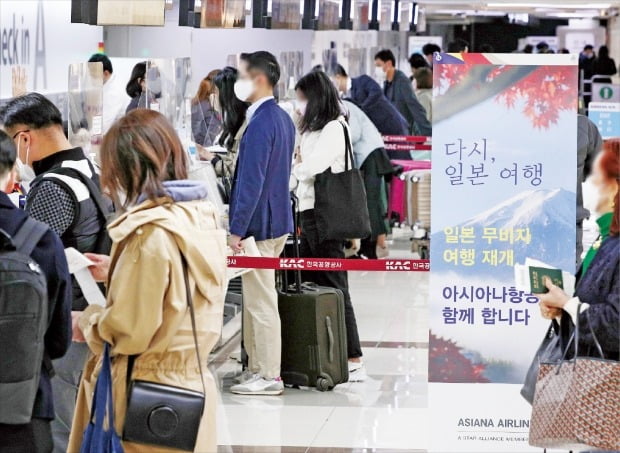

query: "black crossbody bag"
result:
(123, 255), (206, 451)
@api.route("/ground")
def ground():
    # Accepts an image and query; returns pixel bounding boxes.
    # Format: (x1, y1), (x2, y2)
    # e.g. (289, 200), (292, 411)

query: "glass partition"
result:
(277, 51), (304, 101)
(67, 62), (103, 163)
(174, 57), (193, 134)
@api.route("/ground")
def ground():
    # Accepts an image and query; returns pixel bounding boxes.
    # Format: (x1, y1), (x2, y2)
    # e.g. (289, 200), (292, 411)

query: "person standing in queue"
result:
(330, 64), (409, 138)
(292, 71), (366, 381)
(68, 109), (227, 453)
(341, 98), (393, 259)
(125, 61), (148, 113)
(191, 70), (223, 149)
(228, 51), (295, 396)
(0, 131), (72, 453)
(374, 49), (432, 136)
(537, 139), (619, 362)
(199, 66), (249, 198)
(0, 93), (110, 453)
(422, 43), (441, 67)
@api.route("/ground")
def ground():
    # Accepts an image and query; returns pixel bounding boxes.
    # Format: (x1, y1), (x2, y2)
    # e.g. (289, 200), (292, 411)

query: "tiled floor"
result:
(212, 234), (430, 452)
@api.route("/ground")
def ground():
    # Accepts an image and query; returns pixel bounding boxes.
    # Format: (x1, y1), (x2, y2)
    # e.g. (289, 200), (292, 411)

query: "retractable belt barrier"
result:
(223, 135), (433, 274)
(383, 135), (432, 152)
(226, 256), (430, 272)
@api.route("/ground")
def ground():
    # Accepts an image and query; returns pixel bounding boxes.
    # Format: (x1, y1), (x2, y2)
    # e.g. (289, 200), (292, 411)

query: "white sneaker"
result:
(348, 361), (367, 382)
(232, 370), (257, 385)
(230, 376), (284, 395)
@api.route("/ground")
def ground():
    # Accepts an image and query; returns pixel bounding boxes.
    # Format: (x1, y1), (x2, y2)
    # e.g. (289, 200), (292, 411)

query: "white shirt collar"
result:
(247, 96), (274, 122)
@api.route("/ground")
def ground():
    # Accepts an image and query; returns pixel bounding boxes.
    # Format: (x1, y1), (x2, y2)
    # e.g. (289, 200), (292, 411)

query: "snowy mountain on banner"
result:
(432, 188), (576, 278)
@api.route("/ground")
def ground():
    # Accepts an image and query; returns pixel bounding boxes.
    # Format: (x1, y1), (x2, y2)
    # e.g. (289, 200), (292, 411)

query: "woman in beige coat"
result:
(68, 109), (227, 453)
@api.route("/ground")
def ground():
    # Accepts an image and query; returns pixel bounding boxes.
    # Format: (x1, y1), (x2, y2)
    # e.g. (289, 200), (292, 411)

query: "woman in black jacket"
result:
(592, 45), (618, 83)
(538, 139), (619, 361)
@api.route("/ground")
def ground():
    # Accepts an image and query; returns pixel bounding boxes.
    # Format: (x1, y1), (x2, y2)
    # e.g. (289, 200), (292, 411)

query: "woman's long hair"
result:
(126, 61), (147, 98)
(214, 67), (249, 151)
(295, 71), (343, 134)
(600, 138), (620, 236)
(598, 45), (610, 60)
(100, 109), (188, 209)
(193, 70), (220, 105)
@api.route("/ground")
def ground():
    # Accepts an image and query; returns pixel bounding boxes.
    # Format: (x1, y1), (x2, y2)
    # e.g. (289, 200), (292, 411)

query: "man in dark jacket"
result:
(0, 93), (108, 452)
(0, 130), (72, 453)
(374, 49), (432, 136)
(228, 51), (295, 396)
(331, 64), (409, 137)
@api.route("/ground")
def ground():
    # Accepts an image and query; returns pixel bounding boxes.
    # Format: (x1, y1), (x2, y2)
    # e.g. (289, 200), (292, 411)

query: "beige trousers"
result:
(241, 235), (288, 379)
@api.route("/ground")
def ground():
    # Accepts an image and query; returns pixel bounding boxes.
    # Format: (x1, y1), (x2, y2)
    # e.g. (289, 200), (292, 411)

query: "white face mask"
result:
(234, 79), (255, 102)
(295, 100), (307, 116)
(374, 66), (386, 82)
(16, 138), (36, 182)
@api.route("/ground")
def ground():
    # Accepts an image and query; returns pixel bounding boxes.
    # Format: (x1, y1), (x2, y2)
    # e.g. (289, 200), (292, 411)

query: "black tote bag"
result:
(520, 322), (565, 404)
(314, 122), (371, 243)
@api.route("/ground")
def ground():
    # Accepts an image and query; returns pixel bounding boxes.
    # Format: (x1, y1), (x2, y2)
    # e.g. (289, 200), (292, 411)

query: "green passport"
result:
(529, 266), (563, 294)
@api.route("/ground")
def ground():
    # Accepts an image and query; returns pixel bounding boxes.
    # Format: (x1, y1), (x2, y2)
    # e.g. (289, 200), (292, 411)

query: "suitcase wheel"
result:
(316, 375), (334, 392)
(420, 246), (429, 259)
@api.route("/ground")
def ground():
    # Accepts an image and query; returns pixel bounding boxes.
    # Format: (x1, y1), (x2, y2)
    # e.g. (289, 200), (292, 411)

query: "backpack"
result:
(0, 217), (50, 424)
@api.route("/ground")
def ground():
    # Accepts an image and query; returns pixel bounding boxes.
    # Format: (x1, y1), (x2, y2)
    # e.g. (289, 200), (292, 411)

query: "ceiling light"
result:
(434, 9), (506, 16)
(487, 2), (612, 8)
(546, 11), (600, 17)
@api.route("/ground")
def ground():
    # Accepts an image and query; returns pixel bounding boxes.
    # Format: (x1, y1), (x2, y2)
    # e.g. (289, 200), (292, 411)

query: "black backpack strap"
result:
(13, 218), (57, 378)
(12, 217), (49, 257)
(47, 167), (112, 220)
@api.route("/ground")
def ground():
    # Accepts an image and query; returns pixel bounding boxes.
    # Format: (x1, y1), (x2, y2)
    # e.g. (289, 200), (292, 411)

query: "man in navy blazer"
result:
(228, 51), (295, 396)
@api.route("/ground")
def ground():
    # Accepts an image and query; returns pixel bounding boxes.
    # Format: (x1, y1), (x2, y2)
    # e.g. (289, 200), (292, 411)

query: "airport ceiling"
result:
(415, 0), (620, 20)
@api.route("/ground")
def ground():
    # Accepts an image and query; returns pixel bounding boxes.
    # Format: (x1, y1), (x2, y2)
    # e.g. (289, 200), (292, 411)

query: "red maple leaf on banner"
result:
(496, 66), (576, 129)
(436, 64), (577, 129)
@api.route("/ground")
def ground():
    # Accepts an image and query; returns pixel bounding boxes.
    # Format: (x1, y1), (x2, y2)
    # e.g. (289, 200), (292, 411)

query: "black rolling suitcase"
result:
(278, 196), (349, 391)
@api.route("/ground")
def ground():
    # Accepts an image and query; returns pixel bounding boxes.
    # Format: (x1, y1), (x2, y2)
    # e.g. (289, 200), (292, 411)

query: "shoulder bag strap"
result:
(340, 121), (353, 172)
(584, 308), (605, 359)
(13, 217), (55, 377)
(180, 253), (207, 398)
(48, 167), (112, 220)
(12, 217), (49, 258)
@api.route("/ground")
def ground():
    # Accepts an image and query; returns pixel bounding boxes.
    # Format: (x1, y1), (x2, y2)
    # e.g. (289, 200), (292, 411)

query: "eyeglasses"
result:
(12, 129), (29, 140)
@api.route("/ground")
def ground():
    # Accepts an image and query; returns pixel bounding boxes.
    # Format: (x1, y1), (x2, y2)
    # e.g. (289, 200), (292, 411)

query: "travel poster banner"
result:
(428, 53), (578, 452)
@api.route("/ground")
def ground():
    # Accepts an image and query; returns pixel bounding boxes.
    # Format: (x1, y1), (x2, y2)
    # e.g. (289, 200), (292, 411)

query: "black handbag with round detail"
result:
(122, 255), (206, 451)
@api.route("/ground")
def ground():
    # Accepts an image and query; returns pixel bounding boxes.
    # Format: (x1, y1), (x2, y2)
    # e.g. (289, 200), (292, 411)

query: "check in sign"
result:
(589, 102), (620, 138)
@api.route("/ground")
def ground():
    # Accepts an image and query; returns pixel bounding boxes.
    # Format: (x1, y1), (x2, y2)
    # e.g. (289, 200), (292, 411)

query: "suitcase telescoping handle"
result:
(284, 193), (303, 295)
